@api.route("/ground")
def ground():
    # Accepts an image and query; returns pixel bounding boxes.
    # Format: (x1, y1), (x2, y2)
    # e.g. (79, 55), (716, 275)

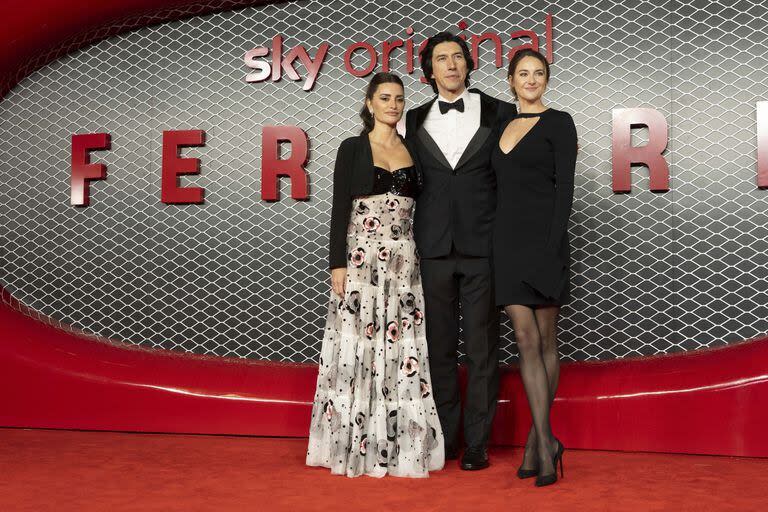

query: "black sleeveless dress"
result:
(491, 108), (578, 306)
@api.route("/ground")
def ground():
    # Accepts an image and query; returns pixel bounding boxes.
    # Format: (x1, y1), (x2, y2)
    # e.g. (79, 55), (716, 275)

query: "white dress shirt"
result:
(422, 89), (481, 169)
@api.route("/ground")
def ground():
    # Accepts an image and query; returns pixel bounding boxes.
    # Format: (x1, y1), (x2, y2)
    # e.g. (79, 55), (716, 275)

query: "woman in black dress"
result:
(306, 72), (444, 477)
(491, 49), (577, 487)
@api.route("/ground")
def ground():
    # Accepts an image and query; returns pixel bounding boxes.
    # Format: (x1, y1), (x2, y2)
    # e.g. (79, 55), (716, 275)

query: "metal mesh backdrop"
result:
(1, 0), (767, 363)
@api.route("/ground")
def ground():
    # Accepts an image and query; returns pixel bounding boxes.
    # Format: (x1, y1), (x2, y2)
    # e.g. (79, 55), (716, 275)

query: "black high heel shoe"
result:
(516, 444), (539, 478)
(535, 438), (564, 487)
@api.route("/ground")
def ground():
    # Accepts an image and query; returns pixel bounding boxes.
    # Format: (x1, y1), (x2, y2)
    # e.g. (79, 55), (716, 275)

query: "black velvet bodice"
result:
(369, 166), (419, 198)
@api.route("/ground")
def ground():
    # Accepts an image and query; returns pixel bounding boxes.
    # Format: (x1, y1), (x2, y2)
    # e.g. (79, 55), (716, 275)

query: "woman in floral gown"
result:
(306, 72), (444, 478)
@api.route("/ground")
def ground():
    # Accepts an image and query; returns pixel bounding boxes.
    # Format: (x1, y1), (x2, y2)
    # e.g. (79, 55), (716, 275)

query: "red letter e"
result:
(161, 130), (206, 204)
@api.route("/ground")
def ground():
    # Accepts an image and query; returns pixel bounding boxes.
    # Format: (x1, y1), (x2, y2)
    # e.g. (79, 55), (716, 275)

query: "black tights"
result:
(504, 305), (560, 474)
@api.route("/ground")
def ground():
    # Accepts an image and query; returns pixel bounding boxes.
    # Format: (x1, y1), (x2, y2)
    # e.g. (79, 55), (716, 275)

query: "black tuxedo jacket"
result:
(405, 89), (516, 258)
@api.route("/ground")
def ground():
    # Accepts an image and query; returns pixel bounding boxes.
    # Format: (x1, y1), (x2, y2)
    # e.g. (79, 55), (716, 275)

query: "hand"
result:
(331, 268), (347, 297)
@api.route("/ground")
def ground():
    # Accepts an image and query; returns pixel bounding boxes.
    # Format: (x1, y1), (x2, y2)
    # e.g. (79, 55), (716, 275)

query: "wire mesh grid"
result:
(1, 0), (767, 363)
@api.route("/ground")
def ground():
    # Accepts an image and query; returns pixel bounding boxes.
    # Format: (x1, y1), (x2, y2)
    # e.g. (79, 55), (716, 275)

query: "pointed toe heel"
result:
(535, 438), (564, 487)
(516, 467), (539, 479)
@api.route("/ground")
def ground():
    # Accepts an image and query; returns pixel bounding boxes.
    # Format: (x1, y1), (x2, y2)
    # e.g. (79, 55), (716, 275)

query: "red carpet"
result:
(1, 428), (766, 512)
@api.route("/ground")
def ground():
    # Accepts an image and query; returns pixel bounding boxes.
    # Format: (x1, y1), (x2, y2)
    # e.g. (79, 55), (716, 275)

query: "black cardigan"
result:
(328, 133), (421, 269)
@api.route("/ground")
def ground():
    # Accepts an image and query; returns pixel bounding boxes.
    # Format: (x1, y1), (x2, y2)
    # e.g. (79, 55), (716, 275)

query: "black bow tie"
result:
(438, 98), (465, 114)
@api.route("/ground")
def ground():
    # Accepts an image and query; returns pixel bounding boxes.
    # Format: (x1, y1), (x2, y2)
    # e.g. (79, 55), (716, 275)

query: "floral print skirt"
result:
(306, 193), (445, 477)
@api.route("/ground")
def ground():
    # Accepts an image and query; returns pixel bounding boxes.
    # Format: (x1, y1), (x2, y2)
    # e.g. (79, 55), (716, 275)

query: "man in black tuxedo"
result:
(405, 32), (515, 470)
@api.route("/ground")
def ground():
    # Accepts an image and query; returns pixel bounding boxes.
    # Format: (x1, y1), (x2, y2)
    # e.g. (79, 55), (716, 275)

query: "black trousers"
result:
(420, 251), (500, 450)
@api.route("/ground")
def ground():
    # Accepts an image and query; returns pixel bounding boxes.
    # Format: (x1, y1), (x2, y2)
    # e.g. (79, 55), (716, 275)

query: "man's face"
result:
(430, 41), (468, 97)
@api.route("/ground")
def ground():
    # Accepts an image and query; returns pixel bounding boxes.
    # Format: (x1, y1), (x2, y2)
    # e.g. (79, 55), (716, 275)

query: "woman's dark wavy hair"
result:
(507, 48), (550, 99)
(420, 32), (475, 94)
(359, 72), (404, 133)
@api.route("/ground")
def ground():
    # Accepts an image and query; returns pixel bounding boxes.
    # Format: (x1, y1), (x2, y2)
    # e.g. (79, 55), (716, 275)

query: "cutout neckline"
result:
(498, 116), (543, 155)
(515, 108), (550, 118)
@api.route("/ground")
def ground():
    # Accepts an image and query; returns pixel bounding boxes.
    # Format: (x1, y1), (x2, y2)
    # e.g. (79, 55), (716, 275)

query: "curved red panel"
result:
(0, 287), (317, 436)
(2, 286), (767, 456)
(0, 0), (277, 100)
(491, 340), (768, 457)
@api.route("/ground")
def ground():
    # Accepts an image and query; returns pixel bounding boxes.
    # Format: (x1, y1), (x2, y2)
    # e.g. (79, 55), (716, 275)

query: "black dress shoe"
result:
(460, 447), (489, 470)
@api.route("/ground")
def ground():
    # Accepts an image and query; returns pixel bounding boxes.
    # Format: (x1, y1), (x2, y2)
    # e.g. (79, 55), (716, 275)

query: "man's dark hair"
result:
(420, 32), (475, 94)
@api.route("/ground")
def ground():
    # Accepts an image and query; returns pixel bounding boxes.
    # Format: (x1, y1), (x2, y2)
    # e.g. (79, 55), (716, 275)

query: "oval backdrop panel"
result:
(1, 0), (767, 364)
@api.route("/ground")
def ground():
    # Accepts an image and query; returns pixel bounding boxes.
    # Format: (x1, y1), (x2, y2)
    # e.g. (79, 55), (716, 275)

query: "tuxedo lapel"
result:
(417, 126), (453, 170)
(454, 90), (495, 171)
(412, 97), (453, 171)
(413, 97), (436, 133)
